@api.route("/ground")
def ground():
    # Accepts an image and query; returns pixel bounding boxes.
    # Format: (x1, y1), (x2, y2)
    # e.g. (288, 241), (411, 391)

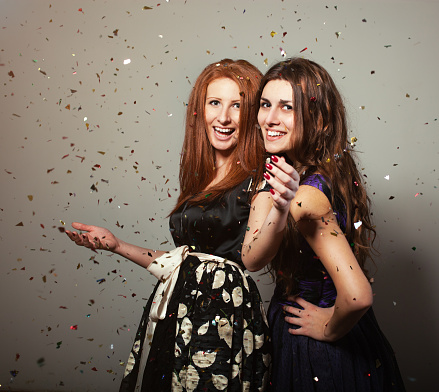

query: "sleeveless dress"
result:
(268, 174), (406, 392)
(120, 177), (270, 392)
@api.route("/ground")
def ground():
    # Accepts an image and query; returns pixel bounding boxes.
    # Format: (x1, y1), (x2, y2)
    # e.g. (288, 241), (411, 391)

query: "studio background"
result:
(1, 0), (437, 391)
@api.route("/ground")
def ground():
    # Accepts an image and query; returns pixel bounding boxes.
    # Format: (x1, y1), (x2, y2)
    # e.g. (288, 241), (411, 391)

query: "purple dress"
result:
(268, 174), (405, 392)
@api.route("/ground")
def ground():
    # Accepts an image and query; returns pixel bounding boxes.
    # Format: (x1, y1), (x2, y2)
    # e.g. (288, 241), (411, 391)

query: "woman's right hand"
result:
(65, 222), (120, 252)
(264, 155), (300, 211)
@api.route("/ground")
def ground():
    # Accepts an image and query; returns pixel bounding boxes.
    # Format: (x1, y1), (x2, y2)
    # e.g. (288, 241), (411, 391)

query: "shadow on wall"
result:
(372, 245), (437, 391)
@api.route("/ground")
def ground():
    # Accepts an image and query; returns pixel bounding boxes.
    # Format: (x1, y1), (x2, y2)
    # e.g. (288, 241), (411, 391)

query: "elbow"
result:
(241, 255), (270, 273)
(245, 264), (262, 273)
(350, 287), (373, 312)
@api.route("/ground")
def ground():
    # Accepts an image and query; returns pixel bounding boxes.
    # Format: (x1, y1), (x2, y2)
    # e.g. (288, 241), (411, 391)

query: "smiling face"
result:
(258, 79), (295, 160)
(204, 77), (241, 159)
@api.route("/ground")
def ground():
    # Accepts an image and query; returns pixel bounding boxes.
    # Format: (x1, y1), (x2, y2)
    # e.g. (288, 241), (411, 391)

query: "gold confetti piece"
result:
(142, 6), (153, 10)
(27, 195), (33, 201)
(264, 58), (268, 66)
(97, 151), (106, 155)
(118, 112), (123, 115)
(60, 220), (65, 225)
(270, 31), (277, 37)
(65, 104), (70, 110)
(350, 137), (357, 144)
(335, 32), (341, 38)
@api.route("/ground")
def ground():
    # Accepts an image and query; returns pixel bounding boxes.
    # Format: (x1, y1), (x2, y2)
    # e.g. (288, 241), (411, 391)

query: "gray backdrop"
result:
(1, 0), (437, 391)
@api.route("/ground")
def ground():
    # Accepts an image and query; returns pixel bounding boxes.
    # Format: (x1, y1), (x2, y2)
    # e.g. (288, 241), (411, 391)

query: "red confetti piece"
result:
(300, 47), (308, 53)
(70, 325), (78, 330)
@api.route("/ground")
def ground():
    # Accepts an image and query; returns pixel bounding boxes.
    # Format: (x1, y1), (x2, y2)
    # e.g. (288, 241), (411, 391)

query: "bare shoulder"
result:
(290, 184), (332, 221)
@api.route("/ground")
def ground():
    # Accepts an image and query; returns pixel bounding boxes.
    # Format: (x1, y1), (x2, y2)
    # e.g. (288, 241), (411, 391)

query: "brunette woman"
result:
(66, 59), (299, 391)
(242, 58), (405, 391)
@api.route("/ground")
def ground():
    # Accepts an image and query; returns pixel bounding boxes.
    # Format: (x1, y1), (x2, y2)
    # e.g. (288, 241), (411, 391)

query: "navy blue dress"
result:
(268, 174), (405, 392)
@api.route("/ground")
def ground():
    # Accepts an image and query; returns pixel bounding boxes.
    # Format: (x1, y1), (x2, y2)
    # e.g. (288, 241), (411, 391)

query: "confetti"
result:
(270, 31), (277, 37)
(123, 59), (131, 65)
(354, 221), (362, 229)
(384, 175), (389, 180)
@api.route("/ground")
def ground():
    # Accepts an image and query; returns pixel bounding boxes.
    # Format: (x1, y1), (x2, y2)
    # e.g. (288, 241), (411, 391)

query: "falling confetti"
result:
(354, 221), (362, 229)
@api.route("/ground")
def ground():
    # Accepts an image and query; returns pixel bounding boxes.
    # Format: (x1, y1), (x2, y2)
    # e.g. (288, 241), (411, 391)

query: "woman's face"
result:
(204, 77), (241, 155)
(258, 79), (295, 157)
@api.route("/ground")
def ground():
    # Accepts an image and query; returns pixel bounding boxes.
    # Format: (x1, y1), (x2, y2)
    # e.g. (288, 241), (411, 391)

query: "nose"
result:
(265, 107), (280, 126)
(218, 106), (231, 124)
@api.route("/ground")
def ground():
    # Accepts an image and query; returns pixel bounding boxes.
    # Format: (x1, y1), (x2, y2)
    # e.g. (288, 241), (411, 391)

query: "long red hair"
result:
(170, 59), (264, 215)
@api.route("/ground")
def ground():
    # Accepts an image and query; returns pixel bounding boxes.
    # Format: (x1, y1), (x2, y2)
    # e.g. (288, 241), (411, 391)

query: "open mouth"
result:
(214, 126), (236, 139)
(266, 130), (287, 140)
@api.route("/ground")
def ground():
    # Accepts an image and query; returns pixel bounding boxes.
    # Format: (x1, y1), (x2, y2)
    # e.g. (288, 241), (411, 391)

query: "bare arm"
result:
(65, 222), (165, 269)
(283, 186), (373, 341)
(242, 156), (299, 272)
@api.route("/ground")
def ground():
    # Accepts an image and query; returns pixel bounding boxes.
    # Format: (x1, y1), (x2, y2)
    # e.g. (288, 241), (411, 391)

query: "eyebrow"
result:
(260, 97), (292, 104)
(206, 96), (241, 102)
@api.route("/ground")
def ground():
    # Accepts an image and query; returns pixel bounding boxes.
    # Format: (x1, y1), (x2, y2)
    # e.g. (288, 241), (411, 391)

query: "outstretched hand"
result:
(65, 222), (120, 253)
(283, 295), (336, 342)
(264, 155), (300, 212)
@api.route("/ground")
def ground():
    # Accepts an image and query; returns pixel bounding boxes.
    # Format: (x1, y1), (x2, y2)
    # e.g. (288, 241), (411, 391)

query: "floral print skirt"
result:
(120, 254), (271, 392)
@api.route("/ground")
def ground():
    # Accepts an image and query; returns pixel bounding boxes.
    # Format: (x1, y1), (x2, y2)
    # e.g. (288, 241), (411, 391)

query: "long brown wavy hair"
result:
(258, 58), (376, 294)
(170, 59), (265, 215)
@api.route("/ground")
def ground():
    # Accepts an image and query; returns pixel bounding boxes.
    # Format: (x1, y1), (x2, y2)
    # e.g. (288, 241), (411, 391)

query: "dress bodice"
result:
(275, 174), (347, 307)
(169, 177), (253, 266)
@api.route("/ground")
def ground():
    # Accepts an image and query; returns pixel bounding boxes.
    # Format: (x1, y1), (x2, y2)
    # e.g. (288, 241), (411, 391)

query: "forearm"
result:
(324, 292), (372, 341)
(114, 239), (166, 269)
(242, 205), (289, 271)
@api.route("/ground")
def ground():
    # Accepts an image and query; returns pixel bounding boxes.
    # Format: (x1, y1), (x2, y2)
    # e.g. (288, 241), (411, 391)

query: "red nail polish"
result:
(263, 172), (270, 180)
(265, 163), (273, 170)
(270, 188), (275, 195)
(271, 155), (279, 163)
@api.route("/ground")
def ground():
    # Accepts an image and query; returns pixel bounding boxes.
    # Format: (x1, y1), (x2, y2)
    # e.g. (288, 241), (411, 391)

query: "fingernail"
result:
(271, 155), (278, 163)
(265, 163), (273, 170)
(270, 189), (275, 195)
(263, 172), (270, 180)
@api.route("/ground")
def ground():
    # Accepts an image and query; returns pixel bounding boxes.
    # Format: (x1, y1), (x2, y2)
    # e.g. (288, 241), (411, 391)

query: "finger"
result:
(265, 163), (294, 187)
(80, 234), (94, 248)
(285, 315), (301, 324)
(284, 305), (303, 317)
(270, 156), (300, 182)
(264, 174), (296, 204)
(288, 327), (304, 336)
(293, 297), (310, 309)
(71, 222), (93, 232)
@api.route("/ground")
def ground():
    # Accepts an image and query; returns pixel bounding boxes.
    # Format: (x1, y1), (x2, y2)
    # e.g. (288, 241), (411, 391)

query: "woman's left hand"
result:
(283, 296), (336, 342)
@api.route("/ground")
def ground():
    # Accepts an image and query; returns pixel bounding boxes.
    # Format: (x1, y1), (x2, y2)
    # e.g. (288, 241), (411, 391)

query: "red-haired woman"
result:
(66, 59), (298, 391)
(242, 58), (405, 391)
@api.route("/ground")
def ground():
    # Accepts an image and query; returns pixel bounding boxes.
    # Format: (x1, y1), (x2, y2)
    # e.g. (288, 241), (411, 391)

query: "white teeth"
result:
(268, 130), (286, 137)
(214, 127), (234, 134)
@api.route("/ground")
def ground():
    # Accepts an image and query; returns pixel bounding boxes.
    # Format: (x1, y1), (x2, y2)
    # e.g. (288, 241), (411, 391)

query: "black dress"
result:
(120, 177), (271, 391)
